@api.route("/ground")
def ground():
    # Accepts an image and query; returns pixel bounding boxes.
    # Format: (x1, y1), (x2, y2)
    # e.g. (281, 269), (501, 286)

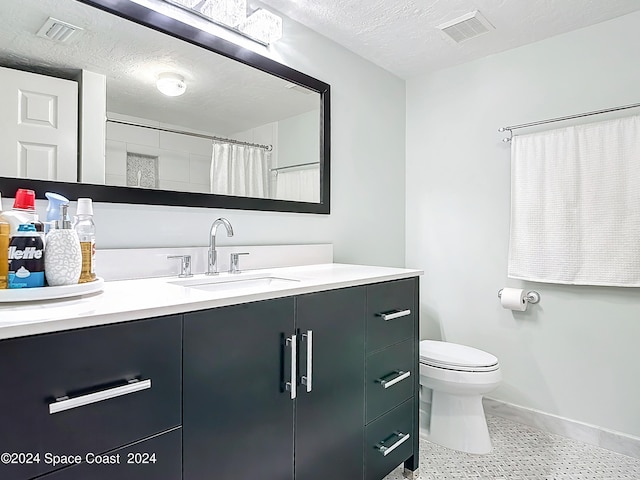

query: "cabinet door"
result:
(183, 298), (295, 480)
(39, 428), (182, 480)
(295, 286), (366, 480)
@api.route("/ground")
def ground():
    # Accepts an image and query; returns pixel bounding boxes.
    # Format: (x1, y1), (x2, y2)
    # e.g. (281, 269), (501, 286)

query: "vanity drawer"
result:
(39, 427), (182, 480)
(366, 338), (414, 423)
(0, 315), (182, 480)
(366, 278), (416, 353)
(365, 399), (414, 480)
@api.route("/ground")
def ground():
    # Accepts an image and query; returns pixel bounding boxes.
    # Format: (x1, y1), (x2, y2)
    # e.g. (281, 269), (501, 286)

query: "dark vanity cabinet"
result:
(0, 315), (182, 480)
(183, 286), (367, 480)
(0, 276), (418, 480)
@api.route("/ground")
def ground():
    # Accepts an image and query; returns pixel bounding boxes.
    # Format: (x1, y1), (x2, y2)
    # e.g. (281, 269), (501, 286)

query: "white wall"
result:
(79, 70), (107, 185)
(105, 114), (212, 193)
(406, 11), (640, 438)
(277, 110), (320, 169)
(43, 13), (406, 266)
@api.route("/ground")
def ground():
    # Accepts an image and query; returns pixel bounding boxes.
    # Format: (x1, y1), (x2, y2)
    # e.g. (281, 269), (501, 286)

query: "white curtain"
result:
(210, 143), (271, 198)
(275, 166), (320, 202)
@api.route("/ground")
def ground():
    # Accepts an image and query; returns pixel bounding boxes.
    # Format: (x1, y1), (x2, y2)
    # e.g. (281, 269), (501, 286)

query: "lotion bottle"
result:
(45, 204), (82, 286)
(73, 198), (96, 283)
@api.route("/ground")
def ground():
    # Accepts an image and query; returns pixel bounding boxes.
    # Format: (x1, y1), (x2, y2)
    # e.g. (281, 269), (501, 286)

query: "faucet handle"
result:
(229, 252), (249, 274)
(168, 255), (193, 278)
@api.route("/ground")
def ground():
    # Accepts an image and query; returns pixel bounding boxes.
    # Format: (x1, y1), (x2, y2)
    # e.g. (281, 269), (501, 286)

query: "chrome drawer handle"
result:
(379, 370), (411, 389)
(378, 309), (411, 321)
(301, 330), (313, 393)
(49, 379), (151, 415)
(285, 334), (297, 400)
(375, 431), (410, 456)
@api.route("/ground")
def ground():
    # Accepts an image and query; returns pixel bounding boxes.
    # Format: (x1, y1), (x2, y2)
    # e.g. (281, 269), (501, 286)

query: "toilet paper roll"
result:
(500, 287), (528, 311)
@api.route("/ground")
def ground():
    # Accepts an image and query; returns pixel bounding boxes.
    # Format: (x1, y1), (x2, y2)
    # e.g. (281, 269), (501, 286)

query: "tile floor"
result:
(384, 415), (640, 480)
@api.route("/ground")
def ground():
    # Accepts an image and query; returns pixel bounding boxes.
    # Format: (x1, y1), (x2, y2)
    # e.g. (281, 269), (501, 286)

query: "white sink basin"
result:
(168, 274), (300, 292)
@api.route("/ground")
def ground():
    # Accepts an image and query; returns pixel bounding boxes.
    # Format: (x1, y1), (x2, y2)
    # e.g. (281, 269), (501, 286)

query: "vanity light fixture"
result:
(238, 8), (283, 45)
(161, 0), (283, 45)
(156, 72), (187, 96)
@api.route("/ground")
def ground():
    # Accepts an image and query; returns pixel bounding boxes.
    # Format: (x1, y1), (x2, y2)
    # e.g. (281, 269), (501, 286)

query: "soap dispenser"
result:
(44, 204), (82, 286)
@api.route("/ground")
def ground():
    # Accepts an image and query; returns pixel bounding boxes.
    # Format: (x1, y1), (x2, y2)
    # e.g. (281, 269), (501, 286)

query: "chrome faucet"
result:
(207, 217), (234, 275)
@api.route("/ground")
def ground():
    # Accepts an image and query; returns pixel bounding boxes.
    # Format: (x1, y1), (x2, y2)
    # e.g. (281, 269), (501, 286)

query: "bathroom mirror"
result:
(0, 0), (330, 214)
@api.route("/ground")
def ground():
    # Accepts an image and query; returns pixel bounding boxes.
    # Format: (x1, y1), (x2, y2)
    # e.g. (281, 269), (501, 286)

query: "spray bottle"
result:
(44, 192), (70, 234)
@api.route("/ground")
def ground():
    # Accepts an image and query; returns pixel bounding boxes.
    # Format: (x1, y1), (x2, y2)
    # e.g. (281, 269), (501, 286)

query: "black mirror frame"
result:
(0, 0), (330, 214)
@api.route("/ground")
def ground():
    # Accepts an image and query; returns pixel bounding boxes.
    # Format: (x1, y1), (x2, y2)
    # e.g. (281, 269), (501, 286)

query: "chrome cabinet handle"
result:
(49, 378), (151, 415)
(378, 370), (411, 389)
(378, 309), (411, 321)
(375, 431), (411, 456)
(285, 334), (297, 400)
(301, 330), (313, 393)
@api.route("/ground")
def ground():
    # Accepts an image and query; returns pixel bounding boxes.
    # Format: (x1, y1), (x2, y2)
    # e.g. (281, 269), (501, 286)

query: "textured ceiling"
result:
(0, 0), (319, 134)
(3, 0), (639, 129)
(258, 0), (640, 79)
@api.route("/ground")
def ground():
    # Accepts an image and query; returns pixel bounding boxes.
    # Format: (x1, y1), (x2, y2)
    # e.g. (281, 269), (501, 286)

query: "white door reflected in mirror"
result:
(0, 67), (78, 183)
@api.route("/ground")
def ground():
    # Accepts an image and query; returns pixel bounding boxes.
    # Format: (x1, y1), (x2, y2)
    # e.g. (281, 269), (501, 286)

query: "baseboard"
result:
(483, 397), (640, 459)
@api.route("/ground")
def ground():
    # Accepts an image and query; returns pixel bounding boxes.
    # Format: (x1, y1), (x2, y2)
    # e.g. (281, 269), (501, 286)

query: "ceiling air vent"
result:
(437, 10), (494, 44)
(36, 17), (84, 43)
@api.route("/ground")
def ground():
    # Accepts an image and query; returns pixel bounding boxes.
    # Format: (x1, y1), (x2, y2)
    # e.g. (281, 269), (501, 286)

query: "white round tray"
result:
(0, 277), (104, 303)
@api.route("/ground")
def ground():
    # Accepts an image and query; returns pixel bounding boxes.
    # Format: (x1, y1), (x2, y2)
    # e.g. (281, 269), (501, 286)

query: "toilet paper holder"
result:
(497, 289), (540, 304)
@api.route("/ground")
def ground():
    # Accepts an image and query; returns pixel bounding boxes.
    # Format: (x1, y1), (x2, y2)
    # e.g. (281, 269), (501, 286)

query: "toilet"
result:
(419, 340), (501, 454)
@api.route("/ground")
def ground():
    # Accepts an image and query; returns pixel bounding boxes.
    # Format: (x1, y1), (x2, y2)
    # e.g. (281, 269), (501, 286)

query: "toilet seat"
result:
(420, 340), (499, 372)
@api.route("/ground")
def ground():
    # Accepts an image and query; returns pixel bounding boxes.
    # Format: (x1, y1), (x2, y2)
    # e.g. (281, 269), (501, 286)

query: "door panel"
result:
(295, 287), (366, 480)
(183, 298), (295, 480)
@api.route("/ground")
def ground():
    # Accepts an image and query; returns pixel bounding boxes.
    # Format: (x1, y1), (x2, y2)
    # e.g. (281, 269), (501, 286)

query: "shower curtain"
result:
(275, 166), (320, 202)
(210, 143), (271, 198)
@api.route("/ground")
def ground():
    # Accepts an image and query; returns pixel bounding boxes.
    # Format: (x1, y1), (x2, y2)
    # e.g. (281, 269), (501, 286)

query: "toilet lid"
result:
(420, 340), (499, 371)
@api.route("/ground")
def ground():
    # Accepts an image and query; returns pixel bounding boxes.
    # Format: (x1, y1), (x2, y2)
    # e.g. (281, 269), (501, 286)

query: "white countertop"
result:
(0, 263), (422, 340)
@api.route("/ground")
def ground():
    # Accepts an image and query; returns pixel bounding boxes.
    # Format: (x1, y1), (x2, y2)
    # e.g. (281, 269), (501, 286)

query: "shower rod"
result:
(498, 101), (640, 142)
(106, 118), (273, 151)
(270, 161), (319, 174)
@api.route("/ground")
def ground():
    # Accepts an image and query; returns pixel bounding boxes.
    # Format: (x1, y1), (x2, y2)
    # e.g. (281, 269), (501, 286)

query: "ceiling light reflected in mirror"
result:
(156, 72), (187, 96)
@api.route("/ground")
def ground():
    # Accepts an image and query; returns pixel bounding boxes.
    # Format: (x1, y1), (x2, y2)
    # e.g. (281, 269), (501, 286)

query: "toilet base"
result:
(422, 390), (492, 454)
